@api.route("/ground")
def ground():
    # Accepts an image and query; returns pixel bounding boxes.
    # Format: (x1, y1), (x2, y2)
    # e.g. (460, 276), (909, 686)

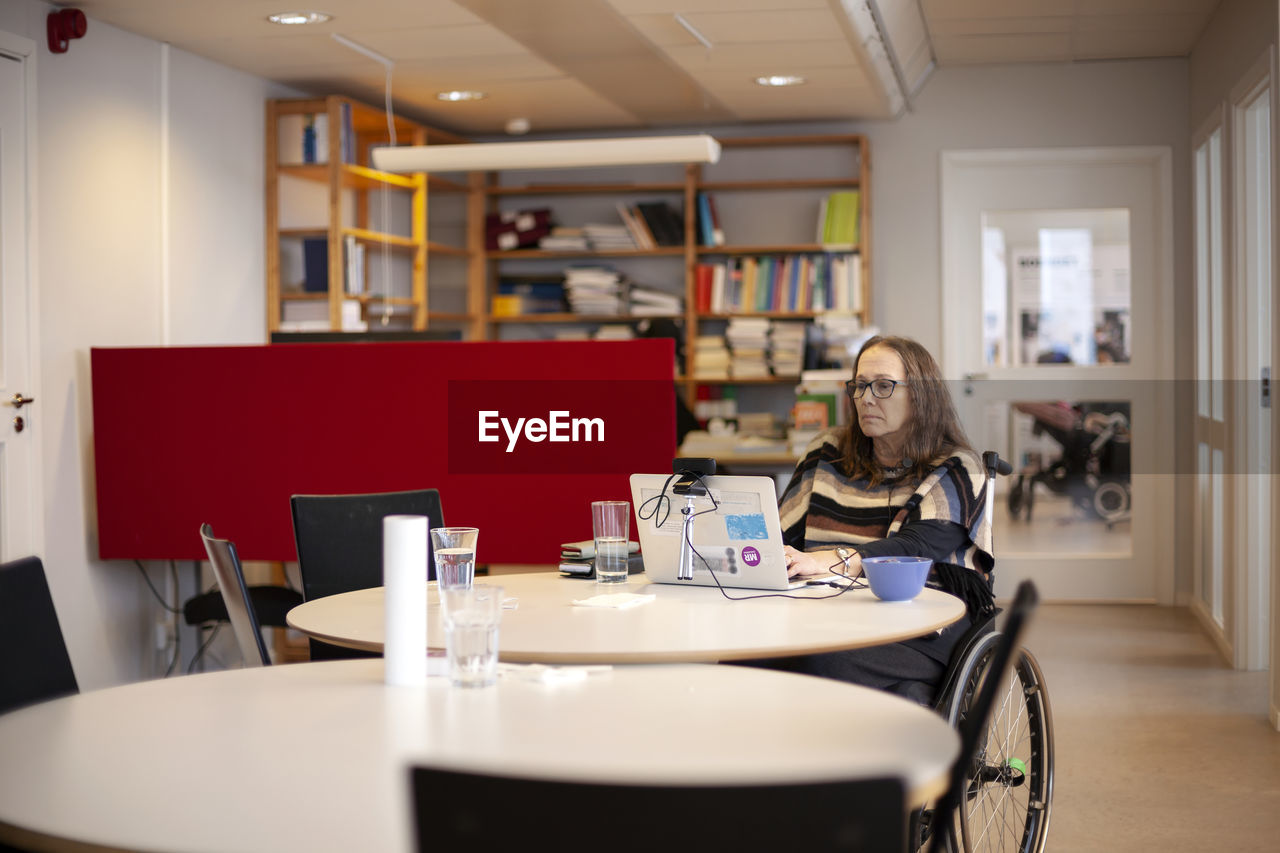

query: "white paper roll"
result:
(383, 514), (429, 686)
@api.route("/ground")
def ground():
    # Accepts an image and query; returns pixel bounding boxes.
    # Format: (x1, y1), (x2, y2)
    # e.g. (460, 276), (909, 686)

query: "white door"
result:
(941, 148), (1175, 602)
(0, 34), (41, 561)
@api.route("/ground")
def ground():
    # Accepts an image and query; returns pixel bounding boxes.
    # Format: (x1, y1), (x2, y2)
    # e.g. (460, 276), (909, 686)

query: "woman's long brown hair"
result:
(839, 335), (973, 485)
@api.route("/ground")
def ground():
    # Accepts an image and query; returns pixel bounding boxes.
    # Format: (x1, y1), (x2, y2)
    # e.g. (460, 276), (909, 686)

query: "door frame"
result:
(1229, 48), (1275, 671)
(0, 30), (43, 562)
(939, 146), (1176, 603)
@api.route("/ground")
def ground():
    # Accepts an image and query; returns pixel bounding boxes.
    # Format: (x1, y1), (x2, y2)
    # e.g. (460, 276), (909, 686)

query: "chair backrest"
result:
(200, 523), (271, 667)
(410, 765), (906, 852)
(290, 488), (445, 600)
(0, 556), (79, 714)
(927, 580), (1039, 853)
(290, 488), (444, 661)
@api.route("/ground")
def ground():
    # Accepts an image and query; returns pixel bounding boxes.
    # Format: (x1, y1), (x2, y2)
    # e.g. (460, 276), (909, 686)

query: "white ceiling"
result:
(70, 0), (1221, 137)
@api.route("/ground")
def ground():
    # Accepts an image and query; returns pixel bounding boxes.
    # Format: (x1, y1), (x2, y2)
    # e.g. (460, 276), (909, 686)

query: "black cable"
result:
(187, 623), (223, 674)
(134, 559), (182, 613)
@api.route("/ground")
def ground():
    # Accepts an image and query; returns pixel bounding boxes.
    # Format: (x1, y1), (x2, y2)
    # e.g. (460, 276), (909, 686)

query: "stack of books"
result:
(629, 285), (682, 315)
(538, 227), (590, 251)
(769, 321), (808, 377)
(583, 223), (637, 251)
(564, 266), (625, 314)
(726, 317), (771, 379)
(814, 314), (867, 368)
(492, 279), (566, 315)
(692, 335), (731, 379)
(559, 539), (642, 577)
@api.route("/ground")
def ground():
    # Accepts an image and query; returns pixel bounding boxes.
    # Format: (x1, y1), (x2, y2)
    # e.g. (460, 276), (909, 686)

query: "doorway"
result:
(941, 147), (1175, 602)
(0, 32), (40, 561)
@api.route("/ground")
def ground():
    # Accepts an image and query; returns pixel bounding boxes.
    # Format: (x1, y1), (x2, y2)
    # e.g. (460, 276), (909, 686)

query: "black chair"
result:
(923, 580), (1051, 853)
(0, 556), (78, 714)
(411, 765), (907, 852)
(290, 488), (444, 660)
(198, 523), (300, 667)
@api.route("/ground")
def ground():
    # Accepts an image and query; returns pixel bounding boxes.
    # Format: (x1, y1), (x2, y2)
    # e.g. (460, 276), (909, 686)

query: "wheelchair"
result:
(912, 453), (1056, 853)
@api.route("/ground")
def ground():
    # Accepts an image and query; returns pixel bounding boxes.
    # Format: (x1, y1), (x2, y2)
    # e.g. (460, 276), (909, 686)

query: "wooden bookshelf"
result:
(265, 96), (475, 336)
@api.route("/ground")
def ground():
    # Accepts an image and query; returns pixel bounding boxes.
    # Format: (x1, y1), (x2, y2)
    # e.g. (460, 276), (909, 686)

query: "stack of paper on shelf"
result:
(629, 285), (682, 315)
(769, 321), (808, 377)
(538, 227), (590, 251)
(692, 335), (730, 379)
(279, 299), (365, 332)
(814, 314), (869, 368)
(564, 266), (625, 314)
(726, 317), (771, 379)
(593, 324), (635, 340)
(583, 223), (636, 251)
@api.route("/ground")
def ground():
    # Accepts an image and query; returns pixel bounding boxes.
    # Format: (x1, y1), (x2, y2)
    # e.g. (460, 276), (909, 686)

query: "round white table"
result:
(0, 660), (959, 853)
(287, 571), (967, 663)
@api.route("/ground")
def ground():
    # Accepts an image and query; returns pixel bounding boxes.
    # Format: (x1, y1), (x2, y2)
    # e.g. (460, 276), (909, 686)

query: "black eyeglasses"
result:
(846, 379), (909, 400)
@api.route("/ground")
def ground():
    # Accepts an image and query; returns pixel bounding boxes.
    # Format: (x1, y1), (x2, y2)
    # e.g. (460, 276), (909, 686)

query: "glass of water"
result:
(431, 526), (478, 591)
(591, 500), (630, 585)
(440, 584), (503, 688)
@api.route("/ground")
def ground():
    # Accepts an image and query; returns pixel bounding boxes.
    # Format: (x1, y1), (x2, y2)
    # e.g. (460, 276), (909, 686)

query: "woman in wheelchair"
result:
(769, 334), (996, 705)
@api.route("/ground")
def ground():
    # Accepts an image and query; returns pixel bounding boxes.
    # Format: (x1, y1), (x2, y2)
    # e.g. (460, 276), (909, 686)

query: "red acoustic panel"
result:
(91, 341), (676, 564)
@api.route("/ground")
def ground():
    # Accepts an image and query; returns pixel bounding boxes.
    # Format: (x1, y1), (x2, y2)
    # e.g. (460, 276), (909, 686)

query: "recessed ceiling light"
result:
(754, 75), (806, 87)
(436, 90), (488, 102)
(267, 11), (332, 26)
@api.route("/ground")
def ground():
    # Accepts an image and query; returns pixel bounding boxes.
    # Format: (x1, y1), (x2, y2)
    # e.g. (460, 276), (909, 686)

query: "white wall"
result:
(3, 1), (292, 688)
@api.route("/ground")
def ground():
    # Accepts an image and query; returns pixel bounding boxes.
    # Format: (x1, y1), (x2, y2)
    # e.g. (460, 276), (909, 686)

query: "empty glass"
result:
(440, 584), (503, 688)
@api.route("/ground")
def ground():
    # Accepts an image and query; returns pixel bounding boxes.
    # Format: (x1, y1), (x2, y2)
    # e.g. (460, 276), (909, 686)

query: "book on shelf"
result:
(820, 190), (860, 248)
(695, 192), (725, 247)
(615, 202), (655, 250)
(495, 279), (567, 314)
(343, 235), (366, 296)
(302, 237), (328, 293)
(633, 201), (684, 247)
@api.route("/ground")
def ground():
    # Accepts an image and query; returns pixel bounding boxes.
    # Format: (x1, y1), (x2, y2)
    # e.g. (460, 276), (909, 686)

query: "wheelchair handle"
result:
(983, 451), (1013, 479)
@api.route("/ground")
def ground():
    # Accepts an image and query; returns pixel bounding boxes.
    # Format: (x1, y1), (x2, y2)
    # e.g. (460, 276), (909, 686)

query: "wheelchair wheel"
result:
(926, 633), (1055, 852)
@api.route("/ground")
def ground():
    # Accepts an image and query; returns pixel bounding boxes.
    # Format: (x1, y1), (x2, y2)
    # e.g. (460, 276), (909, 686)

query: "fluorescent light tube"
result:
(371, 135), (720, 173)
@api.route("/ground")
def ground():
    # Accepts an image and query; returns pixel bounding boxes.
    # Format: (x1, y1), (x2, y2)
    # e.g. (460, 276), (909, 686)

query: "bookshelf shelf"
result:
(485, 247), (686, 260)
(488, 182), (686, 197)
(698, 178), (860, 192)
(696, 244), (858, 256)
(490, 313), (683, 324)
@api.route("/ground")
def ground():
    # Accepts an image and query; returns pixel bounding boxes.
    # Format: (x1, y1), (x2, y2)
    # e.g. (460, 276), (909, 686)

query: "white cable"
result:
(331, 34), (397, 325)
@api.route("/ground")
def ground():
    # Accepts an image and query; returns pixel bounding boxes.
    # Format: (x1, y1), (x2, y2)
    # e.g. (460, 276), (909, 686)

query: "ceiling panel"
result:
(66, 0), (1225, 136)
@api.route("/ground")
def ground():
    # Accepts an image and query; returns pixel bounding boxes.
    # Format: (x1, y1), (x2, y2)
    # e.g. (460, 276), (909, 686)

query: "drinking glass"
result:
(431, 527), (478, 591)
(440, 584), (503, 688)
(591, 501), (630, 585)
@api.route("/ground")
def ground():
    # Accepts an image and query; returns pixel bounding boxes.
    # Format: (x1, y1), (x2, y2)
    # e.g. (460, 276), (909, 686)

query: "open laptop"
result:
(629, 472), (815, 591)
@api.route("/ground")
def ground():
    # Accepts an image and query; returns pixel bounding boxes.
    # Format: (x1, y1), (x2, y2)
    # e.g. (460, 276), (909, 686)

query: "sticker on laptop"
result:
(724, 513), (768, 540)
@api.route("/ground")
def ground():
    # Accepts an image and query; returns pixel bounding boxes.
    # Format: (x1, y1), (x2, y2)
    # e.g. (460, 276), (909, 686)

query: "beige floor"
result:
(1025, 604), (1280, 851)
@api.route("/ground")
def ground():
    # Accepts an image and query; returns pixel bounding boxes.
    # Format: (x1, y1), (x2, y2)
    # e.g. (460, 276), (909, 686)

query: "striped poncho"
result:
(779, 428), (996, 616)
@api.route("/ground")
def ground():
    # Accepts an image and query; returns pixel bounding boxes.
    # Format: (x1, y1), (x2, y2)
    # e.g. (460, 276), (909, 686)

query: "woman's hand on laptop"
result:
(784, 546), (856, 579)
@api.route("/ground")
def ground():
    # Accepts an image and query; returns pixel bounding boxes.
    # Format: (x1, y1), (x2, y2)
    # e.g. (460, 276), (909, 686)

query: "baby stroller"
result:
(1007, 401), (1132, 528)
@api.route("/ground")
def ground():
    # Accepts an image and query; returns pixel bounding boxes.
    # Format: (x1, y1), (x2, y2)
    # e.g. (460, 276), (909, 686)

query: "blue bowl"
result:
(862, 556), (932, 602)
